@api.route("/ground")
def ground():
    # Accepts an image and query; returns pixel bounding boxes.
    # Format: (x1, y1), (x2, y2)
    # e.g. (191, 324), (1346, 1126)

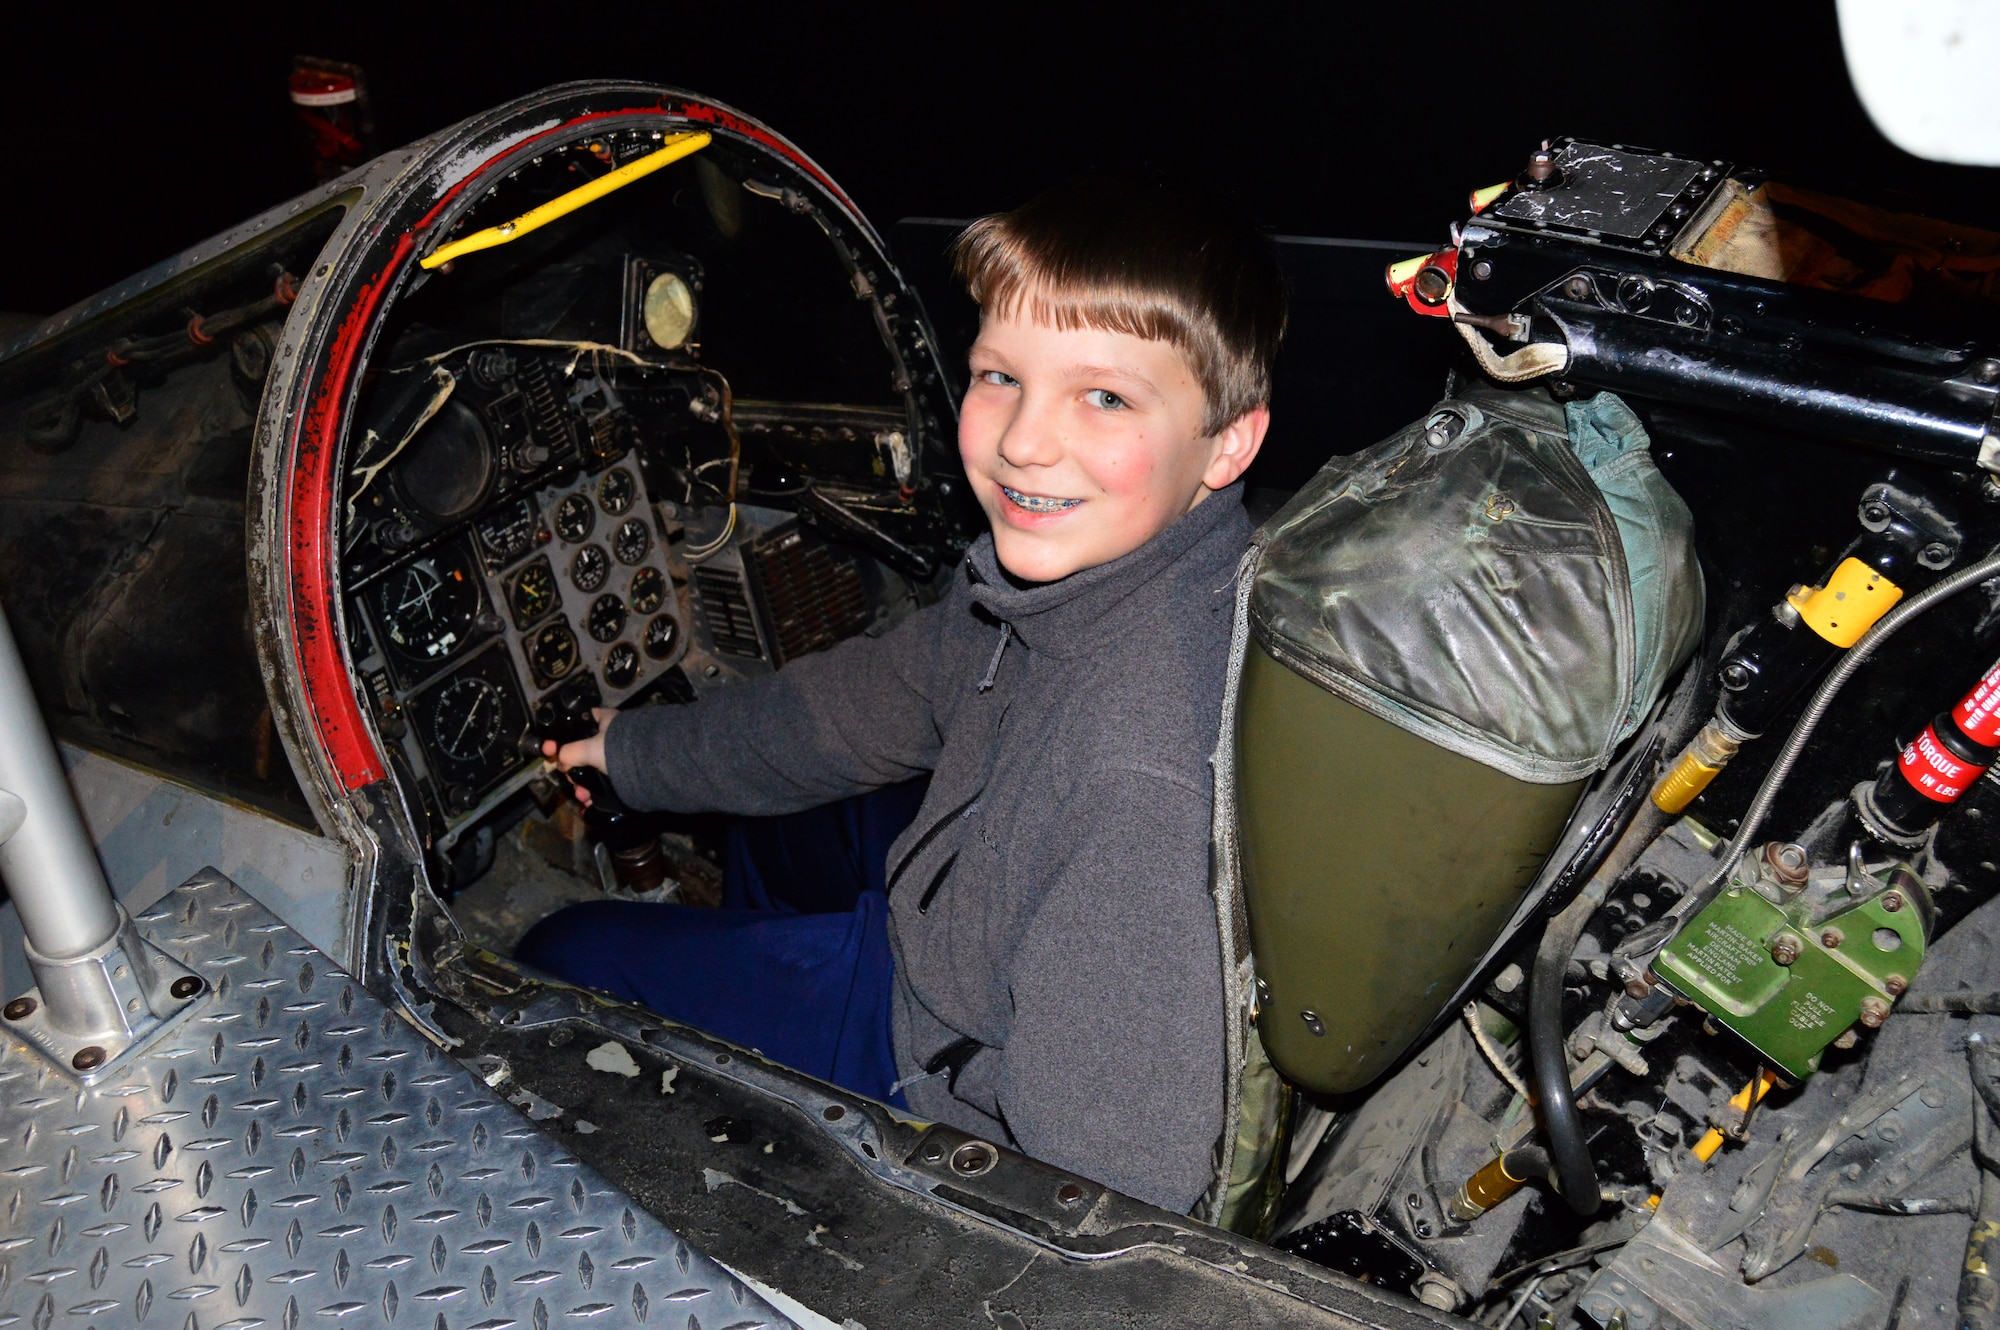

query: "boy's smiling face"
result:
(959, 311), (1268, 583)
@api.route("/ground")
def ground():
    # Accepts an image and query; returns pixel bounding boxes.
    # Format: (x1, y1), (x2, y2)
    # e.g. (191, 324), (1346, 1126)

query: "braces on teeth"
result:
(1002, 485), (1082, 513)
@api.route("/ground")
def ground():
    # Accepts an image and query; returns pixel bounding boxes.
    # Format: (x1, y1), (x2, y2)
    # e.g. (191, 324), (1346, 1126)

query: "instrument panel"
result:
(345, 342), (700, 830)
(340, 306), (965, 846)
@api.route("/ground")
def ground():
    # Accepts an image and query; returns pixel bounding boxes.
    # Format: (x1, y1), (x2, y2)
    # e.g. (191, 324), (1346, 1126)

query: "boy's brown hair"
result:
(950, 177), (1288, 436)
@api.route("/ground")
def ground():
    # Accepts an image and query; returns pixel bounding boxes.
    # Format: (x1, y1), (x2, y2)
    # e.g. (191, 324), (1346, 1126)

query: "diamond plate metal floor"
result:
(0, 869), (794, 1330)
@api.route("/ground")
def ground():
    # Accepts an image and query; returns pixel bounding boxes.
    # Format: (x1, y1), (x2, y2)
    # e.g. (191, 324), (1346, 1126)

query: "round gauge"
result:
(396, 401), (496, 522)
(586, 594), (628, 644)
(553, 493), (595, 544)
(603, 643), (641, 690)
(642, 272), (696, 351)
(629, 566), (666, 615)
(476, 500), (537, 563)
(643, 614), (680, 660)
(612, 518), (651, 565)
(430, 675), (506, 764)
(508, 560), (557, 627)
(599, 469), (637, 515)
(376, 552), (480, 661)
(571, 544), (609, 592)
(529, 621), (579, 684)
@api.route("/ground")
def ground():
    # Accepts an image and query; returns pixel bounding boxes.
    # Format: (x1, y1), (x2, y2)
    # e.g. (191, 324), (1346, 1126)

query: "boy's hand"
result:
(541, 707), (618, 806)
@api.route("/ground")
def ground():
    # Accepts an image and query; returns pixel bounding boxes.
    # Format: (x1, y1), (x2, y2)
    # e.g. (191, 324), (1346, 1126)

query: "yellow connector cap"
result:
(1788, 557), (1904, 648)
(1468, 181), (1511, 214)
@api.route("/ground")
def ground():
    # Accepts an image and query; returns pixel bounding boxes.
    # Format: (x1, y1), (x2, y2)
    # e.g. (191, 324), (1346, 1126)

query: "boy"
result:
(526, 177), (1286, 1213)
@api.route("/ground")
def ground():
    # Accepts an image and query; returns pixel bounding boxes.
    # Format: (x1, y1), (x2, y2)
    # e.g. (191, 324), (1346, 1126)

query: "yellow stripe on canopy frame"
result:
(419, 131), (713, 271)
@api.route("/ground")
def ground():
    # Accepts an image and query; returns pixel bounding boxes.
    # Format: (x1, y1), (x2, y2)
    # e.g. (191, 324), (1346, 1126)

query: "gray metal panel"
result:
(0, 747), (354, 1008)
(0, 869), (794, 1330)
(59, 745), (351, 960)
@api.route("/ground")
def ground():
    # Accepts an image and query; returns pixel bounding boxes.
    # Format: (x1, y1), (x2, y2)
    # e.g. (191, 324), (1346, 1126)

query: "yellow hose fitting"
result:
(1651, 721), (1742, 814)
(1449, 1153), (1532, 1222)
(1788, 558), (1904, 648)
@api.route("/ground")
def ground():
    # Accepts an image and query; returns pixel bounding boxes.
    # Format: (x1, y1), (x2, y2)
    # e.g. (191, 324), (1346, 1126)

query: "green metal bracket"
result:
(1652, 854), (1927, 1080)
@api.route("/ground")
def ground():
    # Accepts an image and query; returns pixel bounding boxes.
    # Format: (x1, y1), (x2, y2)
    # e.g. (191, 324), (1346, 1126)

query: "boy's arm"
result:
(993, 765), (1226, 1215)
(596, 592), (955, 816)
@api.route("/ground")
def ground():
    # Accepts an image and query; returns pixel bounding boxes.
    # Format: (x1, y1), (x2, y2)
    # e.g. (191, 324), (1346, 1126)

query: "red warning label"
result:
(1955, 658), (2000, 748)
(1899, 724), (1986, 803)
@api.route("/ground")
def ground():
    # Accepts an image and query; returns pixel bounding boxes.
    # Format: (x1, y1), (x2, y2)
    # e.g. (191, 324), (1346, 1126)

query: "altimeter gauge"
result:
(613, 517), (651, 565)
(571, 543), (610, 592)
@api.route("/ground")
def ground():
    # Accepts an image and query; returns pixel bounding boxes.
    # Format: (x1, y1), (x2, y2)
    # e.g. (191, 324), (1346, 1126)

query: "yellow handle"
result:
(420, 132), (713, 271)
(1788, 557), (1904, 649)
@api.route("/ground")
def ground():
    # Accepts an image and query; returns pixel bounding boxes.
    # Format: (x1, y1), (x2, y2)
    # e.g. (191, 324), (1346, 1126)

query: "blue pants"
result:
(516, 778), (927, 1107)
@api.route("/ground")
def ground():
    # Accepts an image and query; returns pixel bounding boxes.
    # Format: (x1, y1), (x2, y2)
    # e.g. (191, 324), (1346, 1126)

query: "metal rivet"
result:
(171, 976), (204, 1000)
(1471, 260), (1493, 281)
(73, 1046), (107, 1072)
(1301, 1010), (1326, 1037)
(2, 997), (34, 1021)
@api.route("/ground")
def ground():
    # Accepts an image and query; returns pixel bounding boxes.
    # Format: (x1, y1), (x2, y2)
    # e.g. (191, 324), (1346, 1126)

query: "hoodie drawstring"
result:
(977, 622), (1013, 693)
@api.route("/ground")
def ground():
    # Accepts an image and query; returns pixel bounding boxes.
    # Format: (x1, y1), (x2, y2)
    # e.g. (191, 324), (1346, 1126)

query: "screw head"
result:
(1769, 935), (1802, 966)
(1471, 260), (1493, 281)
(1883, 893), (1904, 913)
(1922, 542), (1954, 568)
(1821, 929), (1844, 949)
(1056, 1181), (1085, 1207)
(1721, 662), (1754, 691)
(2, 997), (35, 1021)
(1859, 996), (1892, 1028)
(1884, 975), (1908, 996)
(921, 1138), (946, 1164)
(170, 976), (204, 1000)
(72, 1046), (106, 1072)
(1565, 275), (1593, 301)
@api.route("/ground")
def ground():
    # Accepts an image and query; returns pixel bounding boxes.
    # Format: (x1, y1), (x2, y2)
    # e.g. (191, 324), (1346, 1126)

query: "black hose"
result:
(1528, 873), (1608, 1217)
(1960, 1033), (2000, 1329)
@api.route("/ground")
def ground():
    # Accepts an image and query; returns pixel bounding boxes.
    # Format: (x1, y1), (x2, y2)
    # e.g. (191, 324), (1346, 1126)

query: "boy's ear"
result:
(1202, 406), (1270, 492)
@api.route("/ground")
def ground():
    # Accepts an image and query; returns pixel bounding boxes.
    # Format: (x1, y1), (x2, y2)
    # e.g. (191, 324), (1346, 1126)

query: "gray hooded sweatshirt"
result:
(604, 485), (1248, 1212)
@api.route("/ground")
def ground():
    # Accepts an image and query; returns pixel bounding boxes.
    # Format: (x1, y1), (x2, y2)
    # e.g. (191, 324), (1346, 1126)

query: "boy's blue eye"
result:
(1085, 389), (1127, 411)
(979, 370), (1019, 388)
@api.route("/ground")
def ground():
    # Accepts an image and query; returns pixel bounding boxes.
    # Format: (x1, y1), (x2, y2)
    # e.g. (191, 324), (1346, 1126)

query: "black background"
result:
(3, 1), (1994, 317)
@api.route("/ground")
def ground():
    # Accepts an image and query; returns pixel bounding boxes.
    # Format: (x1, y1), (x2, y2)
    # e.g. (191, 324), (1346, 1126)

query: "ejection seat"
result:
(1197, 377), (1703, 1232)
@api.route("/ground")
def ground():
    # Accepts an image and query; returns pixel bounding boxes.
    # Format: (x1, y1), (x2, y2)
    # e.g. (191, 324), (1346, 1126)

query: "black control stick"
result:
(539, 711), (670, 893)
